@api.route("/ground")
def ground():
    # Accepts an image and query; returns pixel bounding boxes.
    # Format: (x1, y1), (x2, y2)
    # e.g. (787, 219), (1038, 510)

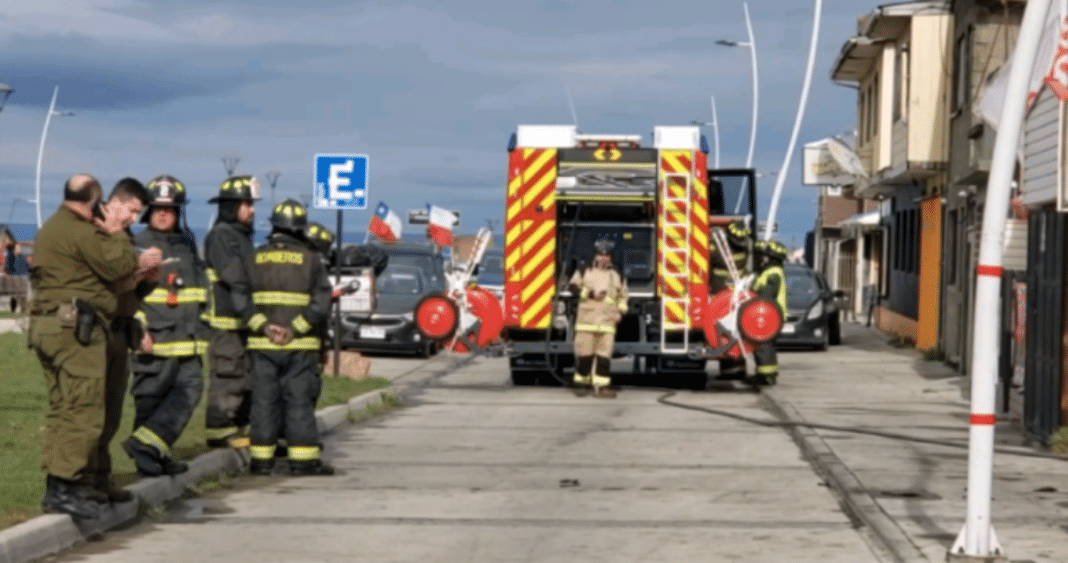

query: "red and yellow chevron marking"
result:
(656, 150), (710, 329)
(504, 148), (558, 329)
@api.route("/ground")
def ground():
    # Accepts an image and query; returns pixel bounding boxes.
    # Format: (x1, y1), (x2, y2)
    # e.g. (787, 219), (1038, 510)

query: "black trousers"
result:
(249, 351), (322, 453)
(131, 355), (204, 446)
(206, 330), (251, 433)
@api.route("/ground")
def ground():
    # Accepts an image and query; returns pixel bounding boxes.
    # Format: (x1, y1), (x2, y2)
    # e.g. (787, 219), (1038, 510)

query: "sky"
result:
(0, 0), (862, 249)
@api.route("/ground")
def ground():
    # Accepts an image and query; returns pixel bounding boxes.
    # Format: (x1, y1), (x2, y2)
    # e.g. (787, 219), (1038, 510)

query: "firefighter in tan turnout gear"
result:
(568, 240), (628, 399)
(203, 176), (260, 449)
(122, 175), (208, 476)
(246, 200), (334, 476)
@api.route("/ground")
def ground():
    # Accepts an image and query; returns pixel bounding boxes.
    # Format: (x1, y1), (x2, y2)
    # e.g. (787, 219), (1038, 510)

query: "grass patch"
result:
(0, 331), (389, 529)
(921, 347), (946, 362)
(182, 469), (240, 498)
(1050, 426), (1068, 456)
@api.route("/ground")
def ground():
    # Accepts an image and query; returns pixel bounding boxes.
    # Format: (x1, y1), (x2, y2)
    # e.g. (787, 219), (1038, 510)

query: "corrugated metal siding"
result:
(1022, 88), (1060, 206)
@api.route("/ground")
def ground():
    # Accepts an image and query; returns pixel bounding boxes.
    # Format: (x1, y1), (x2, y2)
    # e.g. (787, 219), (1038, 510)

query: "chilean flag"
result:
(368, 201), (402, 243)
(426, 204), (456, 247)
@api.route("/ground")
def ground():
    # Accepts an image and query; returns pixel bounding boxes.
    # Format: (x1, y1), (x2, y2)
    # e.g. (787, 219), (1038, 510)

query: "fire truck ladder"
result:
(659, 172), (693, 354)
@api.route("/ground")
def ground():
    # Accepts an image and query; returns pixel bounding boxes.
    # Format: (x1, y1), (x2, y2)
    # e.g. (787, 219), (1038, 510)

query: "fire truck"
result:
(413, 124), (780, 387)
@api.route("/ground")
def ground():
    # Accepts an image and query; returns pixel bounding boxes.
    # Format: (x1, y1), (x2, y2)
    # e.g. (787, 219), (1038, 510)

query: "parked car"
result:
(776, 263), (843, 350)
(474, 248), (504, 299)
(335, 241), (447, 357)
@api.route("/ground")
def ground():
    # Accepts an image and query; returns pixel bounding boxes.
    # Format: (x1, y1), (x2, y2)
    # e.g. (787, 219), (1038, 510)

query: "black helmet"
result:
(306, 222), (335, 255)
(593, 239), (615, 256)
(270, 199), (308, 232)
(726, 220), (751, 247)
(145, 175), (187, 208)
(208, 175), (261, 204)
(754, 239), (787, 262)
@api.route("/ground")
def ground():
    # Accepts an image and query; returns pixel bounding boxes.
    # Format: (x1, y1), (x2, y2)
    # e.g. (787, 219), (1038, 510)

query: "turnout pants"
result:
(86, 326), (134, 487)
(129, 355), (204, 454)
(248, 351), (323, 463)
(573, 330), (614, 388)
(206, 330), (251, 440)
(754, 341), (778, 383)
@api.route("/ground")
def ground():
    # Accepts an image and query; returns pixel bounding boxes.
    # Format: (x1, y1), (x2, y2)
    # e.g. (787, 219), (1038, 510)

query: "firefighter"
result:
(246, 199), (334, 476)
(568, 239), (628, 399)
(203, 176), (260, 449)
(711, 220), (751, 380)
(748, 239), (788, 387)
(122, 175), (209, 476)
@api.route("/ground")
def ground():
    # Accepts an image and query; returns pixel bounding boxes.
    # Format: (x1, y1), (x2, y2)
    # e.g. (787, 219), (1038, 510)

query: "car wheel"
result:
(417, 340), (437, 358)
(815, 321), (830, 351)
(828, 313), (842, 345)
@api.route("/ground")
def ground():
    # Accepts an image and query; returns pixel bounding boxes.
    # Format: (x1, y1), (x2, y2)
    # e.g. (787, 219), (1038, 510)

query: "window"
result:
(894, 42), (909, 122)
(953, 28), (972, 111)
(870, 72), (880, 141)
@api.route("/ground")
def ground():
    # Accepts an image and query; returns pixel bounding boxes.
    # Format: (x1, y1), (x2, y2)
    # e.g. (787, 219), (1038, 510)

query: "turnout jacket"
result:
(134, 228), (210, 357)
(204, 221), (255, 331)
(568, 265), (628, 334)
(753, 264), (787, 317)
(246, 232), (332, 352)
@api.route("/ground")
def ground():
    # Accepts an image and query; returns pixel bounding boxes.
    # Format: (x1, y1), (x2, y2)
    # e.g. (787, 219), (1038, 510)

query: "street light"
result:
(691, 95), (721, 169)
(0, 83), (14, 209)
(265, 171), (281, 207)
(716, 1), (759, 169)
(35, 86), (75, 228)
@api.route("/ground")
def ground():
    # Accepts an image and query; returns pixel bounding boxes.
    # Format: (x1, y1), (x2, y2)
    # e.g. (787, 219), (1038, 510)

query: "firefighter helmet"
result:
(593, 239), (615, 256)
(306, 222), (334, 255)
(754, 240), (787, 263)
(145, 175), (187, 207)
(270, 199), (308, 232)
(208, 175), (261, 204)
(726, 221), (751, 246)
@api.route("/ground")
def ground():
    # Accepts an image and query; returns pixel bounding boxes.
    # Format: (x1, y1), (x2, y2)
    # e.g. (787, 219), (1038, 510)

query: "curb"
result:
(0, 385), (399, 563)
(762, 388), (932, 563)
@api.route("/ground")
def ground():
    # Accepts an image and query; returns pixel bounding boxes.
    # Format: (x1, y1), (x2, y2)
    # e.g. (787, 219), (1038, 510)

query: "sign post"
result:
(314, 154), (369, 378)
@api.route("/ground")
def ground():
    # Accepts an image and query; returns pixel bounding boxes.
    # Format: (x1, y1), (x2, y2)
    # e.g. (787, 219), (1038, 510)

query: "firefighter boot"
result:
(591, 373), (616, 399)
(159, 457), (189, 476)
(93, 474), (133, 504)
(249, 459), (275, 476)
(572, 356), (594, 396)
(42, 475), (103, 520)
(289, 460), (335, 476)
(122, 437), (163, 476)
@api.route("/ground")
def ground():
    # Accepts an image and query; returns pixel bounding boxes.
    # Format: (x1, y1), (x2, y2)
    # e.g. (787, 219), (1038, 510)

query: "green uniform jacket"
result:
(134, 227), (211, 357)
(30, 206), (137, 320)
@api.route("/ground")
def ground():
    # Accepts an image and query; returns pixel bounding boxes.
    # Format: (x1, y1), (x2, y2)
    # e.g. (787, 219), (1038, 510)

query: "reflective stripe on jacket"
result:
(752, 265), (786, 317)
(204, 221), (255, 331)
(134, 227), (211, 357)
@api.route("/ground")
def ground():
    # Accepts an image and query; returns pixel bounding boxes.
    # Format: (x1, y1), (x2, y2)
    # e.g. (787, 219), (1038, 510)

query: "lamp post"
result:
(265, 171), (281, 207)
(6, 197), (35, 226)
(763, 0), (823, 242)
(716, 1), (758, 169)
(691, 95), (721, 168)
(35, 86), (75, 228)
(0, 83), (14, 209)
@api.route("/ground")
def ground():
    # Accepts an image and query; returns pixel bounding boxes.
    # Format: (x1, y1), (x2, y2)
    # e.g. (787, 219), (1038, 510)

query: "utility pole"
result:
(222, 157), (240, 177)
(265, 171), (281, 207)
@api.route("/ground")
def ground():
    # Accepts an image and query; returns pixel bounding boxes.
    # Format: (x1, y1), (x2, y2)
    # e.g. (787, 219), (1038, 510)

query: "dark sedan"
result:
(776, 263), (843, 350)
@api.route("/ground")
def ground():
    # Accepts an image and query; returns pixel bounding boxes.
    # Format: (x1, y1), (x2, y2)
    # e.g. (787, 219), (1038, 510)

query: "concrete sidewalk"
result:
(763, 322), (1068, 563)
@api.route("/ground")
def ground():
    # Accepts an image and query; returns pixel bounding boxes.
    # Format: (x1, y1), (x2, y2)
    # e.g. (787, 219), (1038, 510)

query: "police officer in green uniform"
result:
(711, 221), (751, 380)
(568, 240), (628, 399)
(95, 178), (156, 504)
(123, 175), (210, 475)
(246, 200), (334, 476)
(203, 176), (260, 449)
(748, 239), (788, 387)
(28, 174), (153, 519)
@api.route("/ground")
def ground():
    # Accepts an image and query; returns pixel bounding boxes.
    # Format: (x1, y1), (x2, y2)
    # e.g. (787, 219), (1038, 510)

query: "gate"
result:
(1024, 210), (1064, 443)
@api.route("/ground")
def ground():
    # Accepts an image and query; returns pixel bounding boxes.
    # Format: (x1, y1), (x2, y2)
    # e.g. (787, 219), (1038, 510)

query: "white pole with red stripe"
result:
(948, 0), (1052, 558)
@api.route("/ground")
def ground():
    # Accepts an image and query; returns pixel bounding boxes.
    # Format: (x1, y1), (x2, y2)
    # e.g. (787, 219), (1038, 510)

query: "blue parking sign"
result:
(314, 154), (369, 210)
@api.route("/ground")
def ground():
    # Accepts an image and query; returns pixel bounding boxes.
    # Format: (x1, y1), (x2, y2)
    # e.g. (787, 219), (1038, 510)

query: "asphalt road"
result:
(49, 350), (888, 563)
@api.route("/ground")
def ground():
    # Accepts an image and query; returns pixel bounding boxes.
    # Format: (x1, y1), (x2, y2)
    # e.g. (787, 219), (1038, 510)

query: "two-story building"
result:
(830, 0), (952, 350)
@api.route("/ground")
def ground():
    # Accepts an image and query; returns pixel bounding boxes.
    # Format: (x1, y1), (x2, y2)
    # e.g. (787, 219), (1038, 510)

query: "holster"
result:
(74, 298), (98, 346)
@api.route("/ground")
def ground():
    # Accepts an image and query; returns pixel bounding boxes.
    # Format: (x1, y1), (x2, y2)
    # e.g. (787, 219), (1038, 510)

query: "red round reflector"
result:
(738, 299), (783, 343)
(414, 294), (459, 341)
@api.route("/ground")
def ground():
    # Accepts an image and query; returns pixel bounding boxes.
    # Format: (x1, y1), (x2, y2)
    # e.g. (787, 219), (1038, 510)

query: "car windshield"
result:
(478, 253), (504, 285)
(377, 265), (423, 295)
(785, 268), (821, 308)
